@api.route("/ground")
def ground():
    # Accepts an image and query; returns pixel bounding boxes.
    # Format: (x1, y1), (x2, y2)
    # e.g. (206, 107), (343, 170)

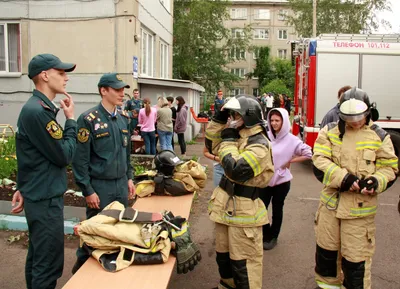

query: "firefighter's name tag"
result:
(95, 132), (110, 139)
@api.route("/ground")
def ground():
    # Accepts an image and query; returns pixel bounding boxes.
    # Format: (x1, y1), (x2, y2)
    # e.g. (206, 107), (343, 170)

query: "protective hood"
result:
(267, 108), (290, 141)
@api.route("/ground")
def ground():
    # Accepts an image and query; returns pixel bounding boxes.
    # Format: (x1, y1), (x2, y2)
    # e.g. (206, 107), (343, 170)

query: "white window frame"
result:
(278, 10), (289, 21)
(253, 48), (260, 60)
(141, 28), (154, 77)
(160, 41), (169, 78)
(278, 49), (288, 59)
(254, 28), (269, 40)
(230, 8), (247, 20)
(230, 68), (246, 78)
(254, 9), (270, 20)
(0, 22), (22, 77)
(231, 28), (245, 39)
(278, 29), (288, 40)
(230, 46), (246, 60)
(230, 88), (245, 96)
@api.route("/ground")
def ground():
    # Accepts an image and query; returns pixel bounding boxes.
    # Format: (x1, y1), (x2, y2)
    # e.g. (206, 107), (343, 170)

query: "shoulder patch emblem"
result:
(46, 120), (63, 139)
(78, 128), (90, 143)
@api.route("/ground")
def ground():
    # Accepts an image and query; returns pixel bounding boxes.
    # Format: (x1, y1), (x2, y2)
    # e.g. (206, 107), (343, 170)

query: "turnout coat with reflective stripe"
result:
(208, 123), (275, 227)
(313, 122), (398, 219)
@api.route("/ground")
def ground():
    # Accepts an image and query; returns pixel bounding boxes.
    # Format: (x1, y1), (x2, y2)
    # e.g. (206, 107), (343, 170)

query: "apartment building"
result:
(0, 0), (203, 140)
(225, 0), (296, 96)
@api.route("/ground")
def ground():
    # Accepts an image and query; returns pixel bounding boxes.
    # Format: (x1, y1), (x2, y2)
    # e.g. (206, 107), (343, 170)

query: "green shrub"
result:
(0, 137), (17, 179)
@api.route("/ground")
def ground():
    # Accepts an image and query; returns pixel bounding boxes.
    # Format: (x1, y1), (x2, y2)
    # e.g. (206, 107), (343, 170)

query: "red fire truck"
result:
(292, 34), (400, 157)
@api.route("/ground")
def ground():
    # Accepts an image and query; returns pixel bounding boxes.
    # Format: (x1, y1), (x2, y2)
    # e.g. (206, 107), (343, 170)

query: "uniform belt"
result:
(219, 175), (259, 200)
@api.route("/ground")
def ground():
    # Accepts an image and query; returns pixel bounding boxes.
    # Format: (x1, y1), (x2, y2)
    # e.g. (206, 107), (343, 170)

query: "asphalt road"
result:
(1, 160), (399, 289)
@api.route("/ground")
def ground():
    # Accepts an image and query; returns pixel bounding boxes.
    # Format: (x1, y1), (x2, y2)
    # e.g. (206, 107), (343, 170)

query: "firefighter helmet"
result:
(339, 87), (371, 122)
(222, 94), (263, 128)
(154, 150), (184, 176)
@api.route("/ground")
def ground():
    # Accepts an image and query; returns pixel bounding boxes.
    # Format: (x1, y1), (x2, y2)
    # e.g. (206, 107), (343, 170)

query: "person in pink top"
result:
(139, 98), (157, 155)
(261, 108), (312, 250)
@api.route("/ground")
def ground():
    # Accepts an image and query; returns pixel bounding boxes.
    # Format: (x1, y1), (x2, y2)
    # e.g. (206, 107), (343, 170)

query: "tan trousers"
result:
(215, 223), (263, 289)
(314, 204), (376, 289)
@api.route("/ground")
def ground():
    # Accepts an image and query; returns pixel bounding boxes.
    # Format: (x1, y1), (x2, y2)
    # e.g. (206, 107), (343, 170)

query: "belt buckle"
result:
(119, 208), (138, 223)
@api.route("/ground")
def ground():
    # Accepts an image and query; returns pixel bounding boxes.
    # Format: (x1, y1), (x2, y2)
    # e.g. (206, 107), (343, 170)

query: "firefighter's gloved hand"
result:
(221, 128), (240, 141)
(213, 108), (230, 124)
(359, 177), (378, 193)
(341, 174), (359, 192)
(165, 213), (201, 274)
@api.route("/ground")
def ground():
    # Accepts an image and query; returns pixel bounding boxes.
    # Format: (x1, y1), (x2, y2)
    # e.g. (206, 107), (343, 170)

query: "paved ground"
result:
(1, 141), (400, 289)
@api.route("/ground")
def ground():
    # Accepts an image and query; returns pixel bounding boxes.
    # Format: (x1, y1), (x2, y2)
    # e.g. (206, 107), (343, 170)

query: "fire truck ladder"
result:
(318, 34), (400, 43)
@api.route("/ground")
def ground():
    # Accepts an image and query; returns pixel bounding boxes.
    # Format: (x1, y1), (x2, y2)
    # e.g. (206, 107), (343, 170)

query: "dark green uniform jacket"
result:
(72, 103), (133, 196)
(16, 89), (77, 202)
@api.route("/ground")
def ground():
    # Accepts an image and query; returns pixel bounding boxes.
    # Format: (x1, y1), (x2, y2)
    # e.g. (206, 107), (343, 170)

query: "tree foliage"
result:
(261, 79), (291, 97)
(271, 58), (295, 93)
(173, 0), (253, 96)
(246, 46), (274, 88)
(287, 0), (391, 37)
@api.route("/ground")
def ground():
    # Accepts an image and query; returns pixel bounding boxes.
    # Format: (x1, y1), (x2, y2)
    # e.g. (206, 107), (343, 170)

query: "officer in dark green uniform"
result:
(71, 73), (136, 273)
(11, 54), (77, 289)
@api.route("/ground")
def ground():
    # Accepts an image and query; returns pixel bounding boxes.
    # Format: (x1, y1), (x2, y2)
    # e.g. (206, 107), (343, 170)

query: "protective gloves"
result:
(340, 174), (359, 192)
(358, 176), (378, 192)
(163, 211), (202, 274)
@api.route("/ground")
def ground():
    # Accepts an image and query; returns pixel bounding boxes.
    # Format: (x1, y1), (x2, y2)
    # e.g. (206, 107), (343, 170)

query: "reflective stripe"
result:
(206, 131), (221, 141)
(327, 133), (342, 145)
(375, 171), (388, 191)
(171, 222), (188, 238)
(240, 151), (261, 176)
(219, 147), (237, 160)
(314, 143), (332, 157)
(350, 206), (377, 217)
(356, 141), (381, 150)
(376, 158), (398, 169)
(323, 163), (339, 185)
(320, 192), (338, 208)
(222, 207), (267, 225)
(316, 280), (341, 289)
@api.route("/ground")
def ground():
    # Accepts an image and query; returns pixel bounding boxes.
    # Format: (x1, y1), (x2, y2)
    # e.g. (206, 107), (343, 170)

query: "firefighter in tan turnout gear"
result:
(313, 87), (398, 289)
(207, 95), (275, 289)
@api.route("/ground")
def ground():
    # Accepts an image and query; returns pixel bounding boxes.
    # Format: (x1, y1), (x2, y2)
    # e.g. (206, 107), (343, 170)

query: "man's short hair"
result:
(166, 96), (174, 103)
(133, 88), (139, 93)
(338, 85), (352, 99)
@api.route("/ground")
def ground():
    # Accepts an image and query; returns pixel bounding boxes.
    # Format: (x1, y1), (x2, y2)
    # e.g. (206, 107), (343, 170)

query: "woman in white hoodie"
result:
(261, 108), (312, 250)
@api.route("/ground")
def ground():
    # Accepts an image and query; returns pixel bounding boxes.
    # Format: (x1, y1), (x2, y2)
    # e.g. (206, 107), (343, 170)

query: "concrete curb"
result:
(0, 214), (79, 234)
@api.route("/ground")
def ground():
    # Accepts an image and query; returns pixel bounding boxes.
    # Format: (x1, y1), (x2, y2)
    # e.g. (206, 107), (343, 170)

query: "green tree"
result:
(173, 0), (253, 98)
(287, 0), (391, 37)
(261, 79), (291, 97)
(246, 46), (274, 88)
(271, 58), (295, 93)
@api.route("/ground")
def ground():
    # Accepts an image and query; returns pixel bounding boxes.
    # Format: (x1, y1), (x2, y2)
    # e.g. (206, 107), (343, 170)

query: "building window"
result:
(230, 8), (247, 20)
(252, 88), (259, 97)
(231, 28), (244, 38)
(278, 10), (289, 21)
(230, 88), (245, 96)
(230, 46), (246, 60)
(278, 49), (287, 59)
(254, 9), (270, 20)
(230, 68), (246, 78)
(278, 30), (288, 40)
(0, 23), (21, 73)
(254, 28), (269, 40)
(141, 28), (154, 77)
(160, 42), (168, 78)
(253, 48), (260, 59)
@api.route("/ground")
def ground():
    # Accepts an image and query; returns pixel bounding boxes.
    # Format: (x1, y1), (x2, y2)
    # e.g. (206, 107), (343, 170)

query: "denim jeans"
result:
(141, 130), (156, 155)
(213, 163), (224, 188)
(157, 129), (173, 151)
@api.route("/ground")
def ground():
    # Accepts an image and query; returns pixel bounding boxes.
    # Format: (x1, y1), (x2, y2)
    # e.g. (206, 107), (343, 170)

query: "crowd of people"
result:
(9, 53), (398, 289)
